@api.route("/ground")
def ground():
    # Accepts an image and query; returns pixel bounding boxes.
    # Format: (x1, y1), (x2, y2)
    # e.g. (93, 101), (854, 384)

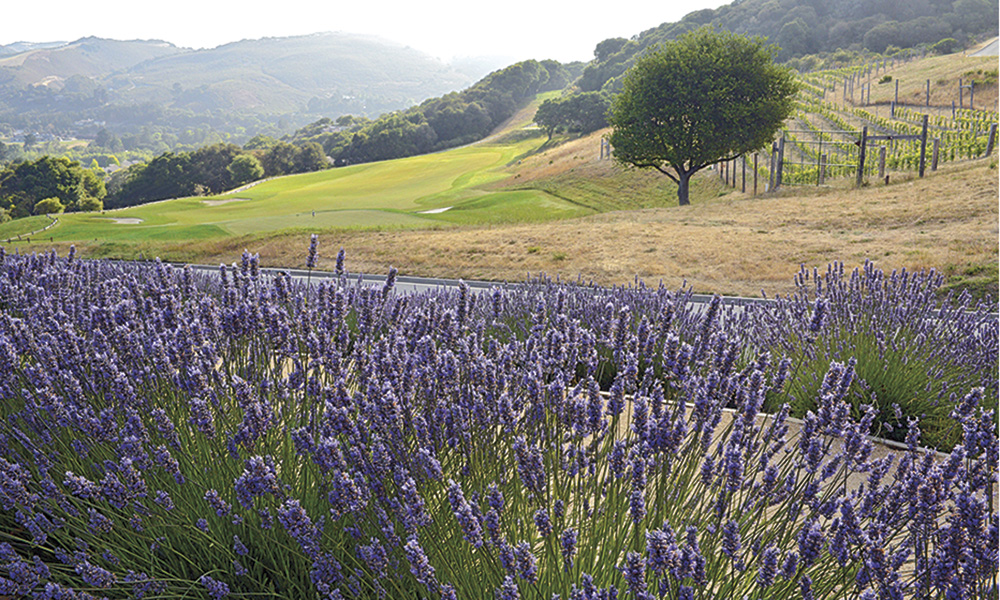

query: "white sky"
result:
(2, 0), (730, 63)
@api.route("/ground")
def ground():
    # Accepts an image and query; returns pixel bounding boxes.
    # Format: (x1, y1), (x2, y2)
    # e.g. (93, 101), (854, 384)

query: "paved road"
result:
(970, 37), (998, 56)
(188, 263), (778, 308)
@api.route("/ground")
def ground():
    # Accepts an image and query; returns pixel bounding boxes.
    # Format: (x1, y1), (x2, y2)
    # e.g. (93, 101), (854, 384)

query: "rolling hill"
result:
(0, 33), (484, 144)
(0, 37), (182, 87)
(108, 33), (475, 114)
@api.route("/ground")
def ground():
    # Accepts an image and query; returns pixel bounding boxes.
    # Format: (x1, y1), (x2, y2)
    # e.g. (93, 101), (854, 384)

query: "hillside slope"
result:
(579, 0), (999, 92)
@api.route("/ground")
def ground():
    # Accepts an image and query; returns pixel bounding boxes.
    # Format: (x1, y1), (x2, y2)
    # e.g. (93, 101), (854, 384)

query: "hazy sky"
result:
(4, 0), (729, 62)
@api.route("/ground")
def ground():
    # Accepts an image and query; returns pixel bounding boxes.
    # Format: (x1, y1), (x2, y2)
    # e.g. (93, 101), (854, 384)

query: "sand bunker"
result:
(418, 206), (452, 214)
(106, 218), (143, 224)
(202, 197), (250, 206)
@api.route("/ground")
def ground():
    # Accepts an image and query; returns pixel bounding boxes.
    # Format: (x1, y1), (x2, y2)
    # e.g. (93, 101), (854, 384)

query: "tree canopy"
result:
(607, 27), (797, 205)
(0, 156), (105, 218)
(534, 92), (610, 141)
(579, 0), (999, 92)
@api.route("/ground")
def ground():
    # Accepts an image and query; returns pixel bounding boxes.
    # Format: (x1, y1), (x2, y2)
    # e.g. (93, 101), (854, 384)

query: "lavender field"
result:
(0, 244), (996, 599)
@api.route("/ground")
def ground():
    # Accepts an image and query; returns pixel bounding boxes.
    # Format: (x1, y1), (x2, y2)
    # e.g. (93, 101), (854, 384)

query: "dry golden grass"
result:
(178, 155), (998, 299)
(826, 51), (998, 113)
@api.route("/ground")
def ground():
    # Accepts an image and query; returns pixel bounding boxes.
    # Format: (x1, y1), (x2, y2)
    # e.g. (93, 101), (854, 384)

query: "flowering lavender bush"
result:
(0, 246), (996, 599)
(736, 261), (998, 449)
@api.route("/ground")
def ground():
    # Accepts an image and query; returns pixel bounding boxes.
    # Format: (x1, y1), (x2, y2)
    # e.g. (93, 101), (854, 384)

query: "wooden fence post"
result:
(959, 78), (963, 108)
(775, 136), (785, 190)
(816, 138), (823, 185)
(878, 146), (887, 179)
(894, 79), (899, 105)
(819, 154), (827, 184)
(918, 114), (929, 177)
(753, 153), (758, 196)
(926, 80), (930, 106)
(768, 142), (777, 192)
(741, 155), (746, 193)
(855, 126), (868, 188)
(985, 124), (997, 156)
(931, 138), (940, 171)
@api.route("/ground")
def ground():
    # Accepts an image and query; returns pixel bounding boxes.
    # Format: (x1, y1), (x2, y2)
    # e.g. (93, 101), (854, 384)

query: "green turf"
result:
(0, 122), (592, 246)
(0, 215), (53, 240)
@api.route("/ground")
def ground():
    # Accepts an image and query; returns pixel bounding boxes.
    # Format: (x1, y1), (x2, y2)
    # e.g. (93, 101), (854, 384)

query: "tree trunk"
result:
(677, 171), (691, 206)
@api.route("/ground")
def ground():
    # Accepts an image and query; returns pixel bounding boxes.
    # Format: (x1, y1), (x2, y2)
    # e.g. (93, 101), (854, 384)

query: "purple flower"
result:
(512, 437), (546, 498)
(721, 520), (742, 565)
(306, 234), (318, 269)
(561, 528), (577, 572)
(199, 575), (230, 599)
(75, 560), (115, 588)
(808, 298), (827, 335)
(233, 535), (248, 557)
(277, 499), (322, 558)
(799, 575), (815, 600)
(235, 455), (283, 509)
(233, 560), (248, 577)
(629, 489), (646, 524)
(780, 551), (799, 580)
(609, 441), (627, 478)
(403, 537), (437, 593)
(87, 508), (113, 534)
(335, 248), (346, 275)
(99, 472), (129, 510)
(534, 507), (553, 537)
(496, 575), (520, 600)
(154, 490), (175, 511)
(757, 544), (779, 588)
(621, 551), (648, 599)
(646, 527), (678, 577)
(447, 479), (484, 548)
(515, 541), (538, 583)
(309, 552), (342, 597)
(204, 489), (232, 517)
(797, 518), (825, 567)
(358, 538), (388, 578)
(700, 455), (715, 487)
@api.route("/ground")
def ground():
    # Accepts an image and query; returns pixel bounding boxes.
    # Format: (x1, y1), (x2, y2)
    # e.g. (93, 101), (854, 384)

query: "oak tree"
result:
(607, 27), (797, 205)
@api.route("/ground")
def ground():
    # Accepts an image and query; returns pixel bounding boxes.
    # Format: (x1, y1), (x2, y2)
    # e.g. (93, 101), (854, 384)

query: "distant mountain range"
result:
(0, 33), (502, 147)
(0, 41), (71, 55)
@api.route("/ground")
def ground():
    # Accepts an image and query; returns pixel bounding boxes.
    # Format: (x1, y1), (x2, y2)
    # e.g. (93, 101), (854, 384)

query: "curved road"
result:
(970, 37), (998, 56)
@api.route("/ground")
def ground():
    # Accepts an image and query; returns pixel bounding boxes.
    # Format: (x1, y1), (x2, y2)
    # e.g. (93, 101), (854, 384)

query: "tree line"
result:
(577, 0), (998, 93)
(288, 59), (583, 164)
(105, 141), (327, 209)
(0, 156), (106, 221)
(533, 91), (611, 141)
